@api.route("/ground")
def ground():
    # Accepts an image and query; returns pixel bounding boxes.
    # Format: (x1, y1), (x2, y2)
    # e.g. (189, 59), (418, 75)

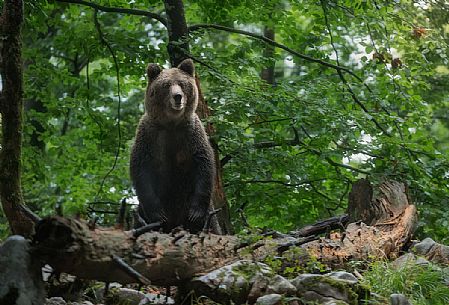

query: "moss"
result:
(298, 276), (358, 305)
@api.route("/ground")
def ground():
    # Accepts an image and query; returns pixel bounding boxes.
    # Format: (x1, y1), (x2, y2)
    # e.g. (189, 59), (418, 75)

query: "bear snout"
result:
(173, 93), (182, 104)
(170, 84), (185, 111)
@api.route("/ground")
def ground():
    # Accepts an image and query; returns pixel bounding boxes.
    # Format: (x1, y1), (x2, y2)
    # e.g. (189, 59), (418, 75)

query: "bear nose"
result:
(173, 94), (182, 104)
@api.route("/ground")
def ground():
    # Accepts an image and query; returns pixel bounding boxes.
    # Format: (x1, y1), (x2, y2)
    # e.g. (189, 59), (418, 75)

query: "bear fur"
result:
(130, 59), (216, 233)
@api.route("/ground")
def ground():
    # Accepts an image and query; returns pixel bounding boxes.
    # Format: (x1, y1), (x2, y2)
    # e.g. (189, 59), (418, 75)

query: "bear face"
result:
(145, 59), (198, 125)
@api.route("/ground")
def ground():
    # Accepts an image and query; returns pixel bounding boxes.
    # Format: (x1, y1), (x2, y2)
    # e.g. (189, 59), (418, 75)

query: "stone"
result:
(327, 271), (358, 284)
(109, 288), (146, 305)
(247, 274), (270, 303)
(413, 238), (436, 255)
(292, 273), (357, 305)
(45, 297), (66, 305)
(267, 275), (297, 295)
(0, 236), (45, 305)
(390, 293), (412, 305)
(256, 293), (283, 305)
(392, 253), (416, 269)
(139, 293), (174, 305)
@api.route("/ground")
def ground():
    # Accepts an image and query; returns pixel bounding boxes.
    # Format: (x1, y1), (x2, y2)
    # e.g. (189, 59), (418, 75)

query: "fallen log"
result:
(30, 179), (418, 286)
(32, 217), (240, 286)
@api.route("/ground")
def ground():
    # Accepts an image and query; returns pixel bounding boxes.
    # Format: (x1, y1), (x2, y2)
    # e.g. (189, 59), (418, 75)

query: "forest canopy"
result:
(0, 0), (448, 241)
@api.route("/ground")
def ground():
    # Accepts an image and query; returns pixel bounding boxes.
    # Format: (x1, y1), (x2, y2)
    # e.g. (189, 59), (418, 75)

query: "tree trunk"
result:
(260, 26), (275, 85)
(163, 0), (189, 67)
(0, 0), (35, 237)
(163, 0), (232, 233)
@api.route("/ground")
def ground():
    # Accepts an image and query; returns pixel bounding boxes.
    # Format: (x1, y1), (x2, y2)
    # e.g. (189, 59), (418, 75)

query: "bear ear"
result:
(147, 64), (162, 82)
(177, 59), (195, 76)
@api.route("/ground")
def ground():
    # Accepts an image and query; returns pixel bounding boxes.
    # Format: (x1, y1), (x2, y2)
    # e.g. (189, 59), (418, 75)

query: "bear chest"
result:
(153, 130), (193, 171)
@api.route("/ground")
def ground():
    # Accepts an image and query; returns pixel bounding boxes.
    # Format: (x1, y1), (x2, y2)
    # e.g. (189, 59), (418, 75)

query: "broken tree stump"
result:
(304, 179), (417, 264)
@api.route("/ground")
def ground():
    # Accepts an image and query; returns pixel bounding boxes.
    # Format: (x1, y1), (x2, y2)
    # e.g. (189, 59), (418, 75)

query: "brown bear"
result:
(130, 59), (215, 233)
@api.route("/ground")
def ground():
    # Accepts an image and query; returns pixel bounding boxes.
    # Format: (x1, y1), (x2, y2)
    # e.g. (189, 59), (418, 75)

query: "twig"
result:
(111, 254), (151, 285)
(116, 198), (127, 227)
(240, 179), (326, 187)
(131, 222), (162, 238)
(202, 208), (222, 232)
(277, 235), (319, 254)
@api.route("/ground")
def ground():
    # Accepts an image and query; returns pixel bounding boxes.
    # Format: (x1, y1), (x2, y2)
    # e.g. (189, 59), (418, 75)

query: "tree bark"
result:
(163, 0), (232, 234)
(0, 0), (35, 237)
(163, 0), (189, 67)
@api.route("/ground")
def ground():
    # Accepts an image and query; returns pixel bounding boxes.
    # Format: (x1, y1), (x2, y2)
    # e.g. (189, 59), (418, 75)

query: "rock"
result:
(390, 293), (412, 305)
(196, 260), (271, 289)
(0, 235), (45, 305)
(291, 273), (323, 286)
(267, 275), (297, 295)
(248, 274), (270, 303)
(415, 257), (430, 266)
(413, 238), (436, 255)
(139, 293), (174, 305)
(188, 260), (272, 304)
(322, 301), (350, 305)
(413, 238), (449, 264)
(256, 293), (283, 305)
(46, 273), (86, 301)
(45, 297), (66, 305)
(392, 253), (416, 269)
(292, 273), (357, 305)
(327, 271), (358, 284)
(106, 288), (145, 305)
(393, 253), (430, 270)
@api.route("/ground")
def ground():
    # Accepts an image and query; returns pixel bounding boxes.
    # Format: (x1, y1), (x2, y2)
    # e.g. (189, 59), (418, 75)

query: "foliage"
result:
(362, 260), (449, 305)
(1, 0), (448, 240)
(264, 247), (328, 279)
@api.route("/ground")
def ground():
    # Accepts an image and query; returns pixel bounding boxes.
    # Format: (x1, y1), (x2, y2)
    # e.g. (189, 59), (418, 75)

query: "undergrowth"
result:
(362, 260), (449, 305)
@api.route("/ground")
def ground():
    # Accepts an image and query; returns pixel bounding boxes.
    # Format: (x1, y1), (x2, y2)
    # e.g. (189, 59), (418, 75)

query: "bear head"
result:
(144, 59), (198, 125)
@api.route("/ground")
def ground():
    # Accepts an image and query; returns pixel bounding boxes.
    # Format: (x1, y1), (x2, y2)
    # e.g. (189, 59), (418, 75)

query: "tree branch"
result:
(54, 0), (167, 27)
(188, 23), (365, 83)
(222, 136), (371, 175)
(320, 1), (390, 136)
(240, 179), (326, 187)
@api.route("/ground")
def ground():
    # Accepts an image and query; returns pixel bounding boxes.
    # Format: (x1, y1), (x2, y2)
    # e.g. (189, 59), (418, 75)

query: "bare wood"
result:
(348, 179), (411, 225)
(304, 180), (417, 264)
